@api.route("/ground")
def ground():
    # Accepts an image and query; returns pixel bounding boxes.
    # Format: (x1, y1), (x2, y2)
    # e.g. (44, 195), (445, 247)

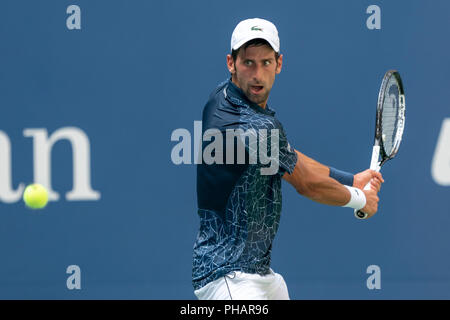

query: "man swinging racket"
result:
(192, 18), (383, 300)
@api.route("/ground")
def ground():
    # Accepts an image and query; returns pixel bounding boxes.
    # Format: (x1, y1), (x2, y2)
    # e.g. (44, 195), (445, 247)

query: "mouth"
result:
(249, 85), (264, 95)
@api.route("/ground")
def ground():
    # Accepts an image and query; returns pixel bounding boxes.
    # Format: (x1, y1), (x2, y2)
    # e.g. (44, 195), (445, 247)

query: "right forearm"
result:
(301, 171), (351, 206)
(285, 150), (351, 206)
(283, 149), (379, 216)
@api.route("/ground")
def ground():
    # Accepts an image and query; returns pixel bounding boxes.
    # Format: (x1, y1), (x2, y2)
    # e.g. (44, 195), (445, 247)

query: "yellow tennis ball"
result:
(23, 183), (49, 209)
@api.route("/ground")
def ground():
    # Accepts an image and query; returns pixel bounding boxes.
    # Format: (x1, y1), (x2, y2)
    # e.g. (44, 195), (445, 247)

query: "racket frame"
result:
(354, 70), (405, 219)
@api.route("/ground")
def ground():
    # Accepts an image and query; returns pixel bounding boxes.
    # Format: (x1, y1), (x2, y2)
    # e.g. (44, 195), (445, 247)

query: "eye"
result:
(263, 60), (271, 66)
(244, 60), (253, 66)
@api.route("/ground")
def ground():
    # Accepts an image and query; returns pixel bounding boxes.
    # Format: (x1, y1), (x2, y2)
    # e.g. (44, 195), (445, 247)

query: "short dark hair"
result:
(231, 38), (280, 61)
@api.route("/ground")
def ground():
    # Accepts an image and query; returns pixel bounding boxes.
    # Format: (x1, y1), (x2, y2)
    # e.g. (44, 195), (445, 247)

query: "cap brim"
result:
(232, 35), (279, 53)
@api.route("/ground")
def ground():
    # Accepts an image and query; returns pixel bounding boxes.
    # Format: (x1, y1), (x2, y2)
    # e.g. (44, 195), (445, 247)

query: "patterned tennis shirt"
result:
(192, 79), (298, 290)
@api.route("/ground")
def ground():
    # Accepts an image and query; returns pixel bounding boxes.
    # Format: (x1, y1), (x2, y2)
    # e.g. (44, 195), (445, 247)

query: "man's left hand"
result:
(353, 169), (384, 192)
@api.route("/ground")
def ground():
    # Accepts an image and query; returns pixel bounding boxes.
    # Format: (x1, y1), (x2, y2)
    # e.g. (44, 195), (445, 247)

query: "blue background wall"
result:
(0, 0), (449, 299)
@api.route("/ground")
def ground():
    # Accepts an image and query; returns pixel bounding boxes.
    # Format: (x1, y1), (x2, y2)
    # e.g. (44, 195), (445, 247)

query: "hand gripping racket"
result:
(355, 70), (406, 219)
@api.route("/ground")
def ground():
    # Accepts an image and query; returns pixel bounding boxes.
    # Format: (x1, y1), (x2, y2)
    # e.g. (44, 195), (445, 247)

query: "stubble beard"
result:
(244, 86), (270, 106)
(233, 70), (270, 107)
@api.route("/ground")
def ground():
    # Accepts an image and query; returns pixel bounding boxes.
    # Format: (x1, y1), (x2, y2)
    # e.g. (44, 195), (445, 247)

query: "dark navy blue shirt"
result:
(192, 79), (298, 290)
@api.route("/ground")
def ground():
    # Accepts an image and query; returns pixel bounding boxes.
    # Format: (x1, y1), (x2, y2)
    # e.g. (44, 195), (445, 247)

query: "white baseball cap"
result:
(231, 18), (280, 53)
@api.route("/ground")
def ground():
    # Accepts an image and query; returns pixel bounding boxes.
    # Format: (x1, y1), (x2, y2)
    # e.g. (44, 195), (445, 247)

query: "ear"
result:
(275, 54), (283, 74)
(226, 54), (235, 74)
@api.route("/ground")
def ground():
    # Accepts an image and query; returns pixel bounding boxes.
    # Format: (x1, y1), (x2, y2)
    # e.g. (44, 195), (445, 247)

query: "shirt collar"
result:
(225, 79), (276, 116)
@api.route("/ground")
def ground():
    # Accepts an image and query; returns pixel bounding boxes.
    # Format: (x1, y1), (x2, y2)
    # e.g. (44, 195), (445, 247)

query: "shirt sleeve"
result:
(277, 125), (298, 176)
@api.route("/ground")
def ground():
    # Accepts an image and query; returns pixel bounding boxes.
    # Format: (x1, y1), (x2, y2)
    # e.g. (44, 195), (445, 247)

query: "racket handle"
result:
(355, 210), (368, 219)
(354, 182), (371, 219)
(354, 146), (380, 220)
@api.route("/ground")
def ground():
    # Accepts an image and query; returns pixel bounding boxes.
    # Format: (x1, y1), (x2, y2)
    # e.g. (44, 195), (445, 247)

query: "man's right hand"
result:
(361, 188), (380, 218)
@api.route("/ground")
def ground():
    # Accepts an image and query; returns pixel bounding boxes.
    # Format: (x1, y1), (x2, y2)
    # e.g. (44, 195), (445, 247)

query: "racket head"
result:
(374, 70), (406, 167)
(355, 71), (406, 220)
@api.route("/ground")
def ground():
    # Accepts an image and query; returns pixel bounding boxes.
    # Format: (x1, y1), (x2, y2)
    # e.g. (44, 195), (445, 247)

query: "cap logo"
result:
(251, 26), (263, 31)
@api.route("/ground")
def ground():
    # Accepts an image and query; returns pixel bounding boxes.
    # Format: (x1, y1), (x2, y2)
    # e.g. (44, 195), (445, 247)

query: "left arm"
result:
(282, 149), (383, 214)
(293, 149), (384, 190)
(294, 150), (330, 177)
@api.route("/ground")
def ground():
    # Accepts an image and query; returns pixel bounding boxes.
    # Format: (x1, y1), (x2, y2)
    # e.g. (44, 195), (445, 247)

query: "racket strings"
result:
(380, 81), (401, 157)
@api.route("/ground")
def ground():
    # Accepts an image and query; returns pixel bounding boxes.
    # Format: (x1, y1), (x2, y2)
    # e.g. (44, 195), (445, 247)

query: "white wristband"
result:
(342, 185), (366, 210)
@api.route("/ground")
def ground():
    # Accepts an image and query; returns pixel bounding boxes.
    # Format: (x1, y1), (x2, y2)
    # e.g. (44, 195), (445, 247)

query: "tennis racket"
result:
(355, 70), (406, 219)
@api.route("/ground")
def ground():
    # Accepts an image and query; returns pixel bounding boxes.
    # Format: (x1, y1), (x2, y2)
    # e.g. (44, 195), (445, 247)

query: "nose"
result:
(252, 64), (263, 82)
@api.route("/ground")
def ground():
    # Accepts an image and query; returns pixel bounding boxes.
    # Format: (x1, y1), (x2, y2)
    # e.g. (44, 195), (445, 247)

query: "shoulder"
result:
(204, 80), (228, 112)
(242, 111), (285, 134)
(206, 79), (228, 102)
(202, 81), (241, 130)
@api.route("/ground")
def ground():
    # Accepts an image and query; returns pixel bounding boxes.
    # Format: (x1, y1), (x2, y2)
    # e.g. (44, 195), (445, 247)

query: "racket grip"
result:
(354, 182), (371, 219)
(354, 146), (380, 220)
(355, 210), (368, 219)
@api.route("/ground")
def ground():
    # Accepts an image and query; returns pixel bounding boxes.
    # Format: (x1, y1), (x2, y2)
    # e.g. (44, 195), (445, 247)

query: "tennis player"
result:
(192, 18), (383, 300)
